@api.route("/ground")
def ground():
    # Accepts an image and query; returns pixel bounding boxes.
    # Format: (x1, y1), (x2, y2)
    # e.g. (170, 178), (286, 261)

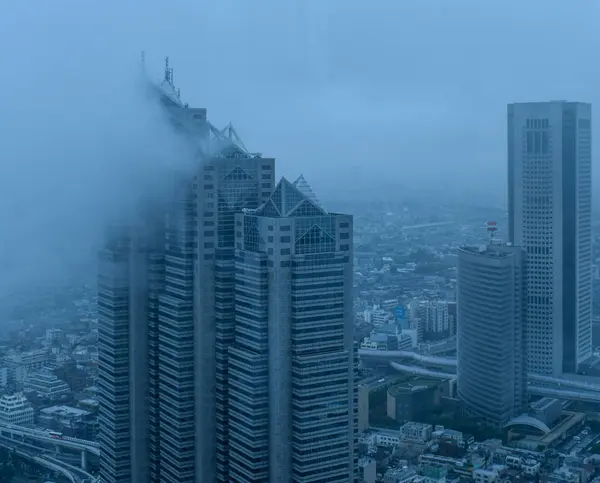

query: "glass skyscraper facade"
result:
(99, 67), (356, 483)
(508, 101), (592, 375)
(98, 72), (275, 483)
(457, 243), (526, 427)
(229, 176), (357, 482)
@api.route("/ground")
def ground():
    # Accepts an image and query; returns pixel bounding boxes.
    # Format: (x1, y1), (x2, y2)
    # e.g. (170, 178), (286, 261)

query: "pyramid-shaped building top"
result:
(293, 175), (322, 208)
(256, 176), (328, 218)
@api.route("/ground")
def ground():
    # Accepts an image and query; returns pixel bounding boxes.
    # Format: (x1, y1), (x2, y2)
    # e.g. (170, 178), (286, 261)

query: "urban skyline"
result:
(98, 65), (357, 483)
(5, 2), (600, 482)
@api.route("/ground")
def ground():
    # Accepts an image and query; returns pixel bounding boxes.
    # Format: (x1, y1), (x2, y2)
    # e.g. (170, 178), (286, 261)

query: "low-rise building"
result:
(384, 468), (416, 483)
(388, 380), (441, 423)
(4, 348), (50, 370)
(473, 468), (499, 483)
(548, 467), (579, 483)
(400, 422), (433, 442)
(0, 393), (34, 425)
(23, 370), (70, 400)
(422, 463), (447, 483)
(38, 405), (92, 428)
(359, 457), (377, 483)
(0, 367), (8, 388)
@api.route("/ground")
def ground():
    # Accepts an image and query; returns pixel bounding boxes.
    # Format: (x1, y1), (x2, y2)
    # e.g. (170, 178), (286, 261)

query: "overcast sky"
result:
(0, 0), (598, 293)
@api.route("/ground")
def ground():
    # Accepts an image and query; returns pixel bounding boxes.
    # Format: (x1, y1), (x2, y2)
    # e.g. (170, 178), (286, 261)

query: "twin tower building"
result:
(98, 74), (357, 483)
(457, 101), (593, 426)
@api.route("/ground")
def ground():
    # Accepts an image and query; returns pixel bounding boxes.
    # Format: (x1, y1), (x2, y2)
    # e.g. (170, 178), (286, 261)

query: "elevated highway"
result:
(0, 422), (99, 456)
(0, 440), (96, 483)
(359, 349), (600, 403)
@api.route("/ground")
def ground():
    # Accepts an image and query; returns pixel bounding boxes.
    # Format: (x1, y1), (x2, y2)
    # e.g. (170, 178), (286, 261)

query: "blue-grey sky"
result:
(0, 0), (598, 293)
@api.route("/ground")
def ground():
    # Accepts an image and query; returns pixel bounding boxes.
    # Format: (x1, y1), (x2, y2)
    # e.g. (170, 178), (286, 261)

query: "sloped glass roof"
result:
(256, 176), (327, 218)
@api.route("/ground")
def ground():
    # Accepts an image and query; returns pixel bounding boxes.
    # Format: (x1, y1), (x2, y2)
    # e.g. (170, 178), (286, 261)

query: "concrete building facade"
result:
(508, 101), (592, 375)
(228, 176), (357, 483)
(98, 67), (275, 483)
(457, 243), (527, 426)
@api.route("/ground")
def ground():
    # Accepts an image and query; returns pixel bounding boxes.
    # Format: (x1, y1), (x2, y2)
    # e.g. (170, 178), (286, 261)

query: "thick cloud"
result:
(0, 0), (598, 296)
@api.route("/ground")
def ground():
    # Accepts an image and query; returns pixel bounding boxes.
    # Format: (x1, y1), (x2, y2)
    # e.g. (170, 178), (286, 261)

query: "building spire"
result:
(164, 56), (170, 83)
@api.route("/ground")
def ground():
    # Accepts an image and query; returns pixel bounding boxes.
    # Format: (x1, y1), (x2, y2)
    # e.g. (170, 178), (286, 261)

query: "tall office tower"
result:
(98, 222), (161, 483)
(228, 176), (357, 483)
(195, 152), (275, 483)
(508, 101), (592, 375)
(98, 60), (275, 483)
(457, 242), (526, 427)
(152, 147), (274, 483)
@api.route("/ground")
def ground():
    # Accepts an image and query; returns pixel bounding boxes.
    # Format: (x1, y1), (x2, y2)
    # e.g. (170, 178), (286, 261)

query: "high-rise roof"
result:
(293, 174), (322, 207)
(256, 176), (327, 218)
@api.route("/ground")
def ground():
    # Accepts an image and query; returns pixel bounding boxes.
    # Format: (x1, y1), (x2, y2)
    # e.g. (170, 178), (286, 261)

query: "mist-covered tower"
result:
(457, 240), (527, 427)
(228, 176), (357, 482)
(98, 59), (274, 483)
(508, 101), (592, 375)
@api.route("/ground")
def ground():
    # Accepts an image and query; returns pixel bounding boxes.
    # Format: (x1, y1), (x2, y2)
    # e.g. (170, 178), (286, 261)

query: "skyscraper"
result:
(228, 176), (357, 483)
(194, 153), (275, 483)
(98, 64), (275, 483)
(508, 101), (592, 375)
(457, 242), (526, 427)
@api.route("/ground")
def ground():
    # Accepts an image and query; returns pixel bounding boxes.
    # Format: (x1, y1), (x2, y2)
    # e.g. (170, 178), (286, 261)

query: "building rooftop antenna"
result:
(164, 56), (170, 83)
(486, 221), (498, 244)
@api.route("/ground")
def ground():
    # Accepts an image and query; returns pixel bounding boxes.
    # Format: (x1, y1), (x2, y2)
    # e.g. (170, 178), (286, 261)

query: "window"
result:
(281, 248), (291, 255)
(261, 183), (271, 189)
(280, 236), (291, 243)
(204, 184), (214, 190)
(340, 233), (350, 239)
(204, 242), (214, 249)
(262, 174), (271, 179)
(579, 119), (591, 129)
(204, 231), (214, 237)
(280, 226), (291, 231)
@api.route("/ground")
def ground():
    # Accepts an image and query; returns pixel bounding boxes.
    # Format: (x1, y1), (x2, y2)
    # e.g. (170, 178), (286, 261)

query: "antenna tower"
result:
(164, 56), (170, 82)
(486, 221), (498, 244)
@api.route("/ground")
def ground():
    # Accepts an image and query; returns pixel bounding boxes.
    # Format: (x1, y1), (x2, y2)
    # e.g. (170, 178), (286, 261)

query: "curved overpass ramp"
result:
(0, 442), (81, 483)
(0, 422), (99, 456)
(360, 349), (600, 403)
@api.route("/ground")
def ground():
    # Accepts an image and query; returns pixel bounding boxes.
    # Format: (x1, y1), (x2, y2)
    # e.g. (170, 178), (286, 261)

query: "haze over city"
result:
(2, 3), (600, 481)
(1, 0), (599, 295)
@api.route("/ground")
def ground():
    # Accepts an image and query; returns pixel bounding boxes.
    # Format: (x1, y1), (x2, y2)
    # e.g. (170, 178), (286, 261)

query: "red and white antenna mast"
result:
(486, 221), (498, 244)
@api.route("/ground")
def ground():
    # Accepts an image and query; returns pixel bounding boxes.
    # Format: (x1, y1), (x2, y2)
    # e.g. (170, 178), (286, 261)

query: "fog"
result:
(0, 0), (599, 295)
